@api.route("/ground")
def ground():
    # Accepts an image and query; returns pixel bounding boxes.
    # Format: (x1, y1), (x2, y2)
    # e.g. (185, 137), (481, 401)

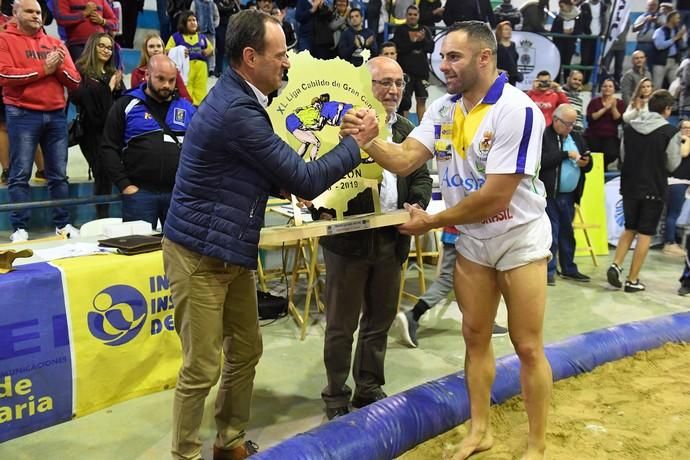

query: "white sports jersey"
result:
(409, 73), (547, 240)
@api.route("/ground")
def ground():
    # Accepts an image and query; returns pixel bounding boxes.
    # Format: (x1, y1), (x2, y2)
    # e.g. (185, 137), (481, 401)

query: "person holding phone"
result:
(623, 77), (654, 123)
(527, 70), (570, 126)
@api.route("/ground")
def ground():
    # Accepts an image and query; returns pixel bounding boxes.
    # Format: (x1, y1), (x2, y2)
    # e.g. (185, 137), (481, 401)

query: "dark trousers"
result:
(122, 188), (172, 229)
(546, 193), (579, 277)
(580, 37), (597, 83)
(321, 235), (401, 409)
(603, 48), (625, 84)
(215, 20), (228, 75)
(665, 183), (688, 243)
(115, 0), (140, 49)
(79, 132), (111, 219)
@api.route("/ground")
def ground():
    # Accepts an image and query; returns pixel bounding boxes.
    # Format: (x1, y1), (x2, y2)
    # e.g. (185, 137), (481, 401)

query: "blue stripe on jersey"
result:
(516, 107), (533, 174)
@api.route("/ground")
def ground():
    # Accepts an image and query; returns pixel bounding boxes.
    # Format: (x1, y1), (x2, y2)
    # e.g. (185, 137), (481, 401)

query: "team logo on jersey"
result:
(478, 131), (493, 156)
(174, 108), (186, 125)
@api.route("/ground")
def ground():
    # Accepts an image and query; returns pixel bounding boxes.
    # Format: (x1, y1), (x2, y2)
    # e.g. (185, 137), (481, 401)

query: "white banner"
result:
(429, 31), (560, 92)
(603, 0), (632, 58)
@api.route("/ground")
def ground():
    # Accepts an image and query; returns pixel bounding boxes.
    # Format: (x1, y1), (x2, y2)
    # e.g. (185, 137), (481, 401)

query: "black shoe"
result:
(624, 279), (645, 293)
(560, 271), (591, 282)
(326, 406), (349, 420)
(678, 285), (690, 296)
(351, 390), (387, 409)
(547, 274), (556, 286)
(607, 263), (623, 288)
(491, 323), (508, 337)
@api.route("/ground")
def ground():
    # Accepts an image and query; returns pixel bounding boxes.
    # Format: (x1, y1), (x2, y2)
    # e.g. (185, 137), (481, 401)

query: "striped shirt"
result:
(409, 73), (547, 240)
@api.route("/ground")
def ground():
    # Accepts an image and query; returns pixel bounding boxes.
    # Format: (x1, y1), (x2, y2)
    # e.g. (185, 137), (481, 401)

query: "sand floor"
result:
(400, 343), (690, 460)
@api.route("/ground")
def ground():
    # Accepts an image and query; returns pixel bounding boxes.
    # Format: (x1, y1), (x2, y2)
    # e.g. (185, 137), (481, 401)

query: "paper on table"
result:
(34, 243), (117, 261)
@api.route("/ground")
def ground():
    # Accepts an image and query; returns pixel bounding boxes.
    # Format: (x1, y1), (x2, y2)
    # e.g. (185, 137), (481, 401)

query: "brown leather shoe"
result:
(213, 441), (259, 460)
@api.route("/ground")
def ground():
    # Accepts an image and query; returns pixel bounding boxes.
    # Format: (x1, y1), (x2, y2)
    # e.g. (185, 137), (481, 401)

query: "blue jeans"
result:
(6, 105), (70, 231)
(157, 0), (172, 43)
(665, 183), (688, 243)
(546, 193), (578, 277)
(122, 188), (172, 229)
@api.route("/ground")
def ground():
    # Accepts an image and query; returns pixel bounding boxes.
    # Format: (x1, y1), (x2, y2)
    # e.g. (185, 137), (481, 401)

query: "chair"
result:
(78, 218), (123, 237)
(398, 230), (441, 310)
(572, 204), (598, 266)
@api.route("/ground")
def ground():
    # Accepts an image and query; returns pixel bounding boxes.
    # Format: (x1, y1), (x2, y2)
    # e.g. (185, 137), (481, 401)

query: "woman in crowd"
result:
(586, 78), (625, 170)
(71, 32), (125, 218)
(550, 0), (583, 82)
(665, 119), (690, 257)
(166, 11), (214, 106)
(131, 33), (192, 102)
(623, 77), (653, 123)
(495, 21), (523, 86)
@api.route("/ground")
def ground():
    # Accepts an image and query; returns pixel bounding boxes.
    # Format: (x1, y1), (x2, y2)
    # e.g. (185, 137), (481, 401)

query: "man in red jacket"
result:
(54, 0), (117, 60)
(0, 0), (81, 242)
(527, 70), (570, 126)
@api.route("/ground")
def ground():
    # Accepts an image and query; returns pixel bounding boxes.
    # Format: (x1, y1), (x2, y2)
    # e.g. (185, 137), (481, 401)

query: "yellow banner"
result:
(52, 252), (180, 416)
(575, 152), (609, 256)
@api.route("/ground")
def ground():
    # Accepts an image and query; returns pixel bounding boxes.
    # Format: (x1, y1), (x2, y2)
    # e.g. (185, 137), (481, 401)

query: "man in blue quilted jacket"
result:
(162, 9), (380, 460)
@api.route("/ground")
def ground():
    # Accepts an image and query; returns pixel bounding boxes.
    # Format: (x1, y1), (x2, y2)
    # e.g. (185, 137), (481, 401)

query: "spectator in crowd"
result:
(70, 32), (124, 219)
(396, 225), (509, 349)
(602, 17), (629, 85)
(166, 10), (214, 106)
(365, 0), (386, 49)
(392, 5), (433, 121)
(102, 55), (195, 228)
(520, 0), (549, 33)
(54, 0), (118, 61)
(390, 0), (415, 25)
(620, 50), (653, 105)
(579, 0), (610, 83)
(633, 0), (660, 73)
(527, 70), (569, 126)
(329, 0), (349, 53)
(493, 0), (521, 27)
(295, 0), (317, 52)
(540, 104), (593, 286)
(0, 0), (81, 242)
(608, 90), (684, 292)
(443, 0), (495, 27)
(157, 0), (172, 43)
(380, 40), (397, 59)
(131, 33), (192, 101)
(272, 5), (296, 50)
(495, 21), (522, 86)
(115, 0), (140, 48)
(623, 77), (653, 123)
(338, 7), (377, 66)
(663, 118), (690, 256)
(213, 0), (241, 77)
(679, 51), (690, 118)
(419, 0), (443, 28)
(550, 0), (583, 82)
(191, 0), (219, 75)
(310, 0), (336, 59)
(562, 69), (585, 131)
(585, 78), (624, 169)
(162, 10), (378, 460)
(652, 9), (686, 89)
(319, 56), (431, 420)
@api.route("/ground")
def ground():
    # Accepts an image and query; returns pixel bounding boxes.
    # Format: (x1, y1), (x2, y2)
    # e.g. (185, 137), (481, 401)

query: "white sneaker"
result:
(56, 224), (80, 239)
(10, 228), (29, 243)
(663, 243), (686, 257)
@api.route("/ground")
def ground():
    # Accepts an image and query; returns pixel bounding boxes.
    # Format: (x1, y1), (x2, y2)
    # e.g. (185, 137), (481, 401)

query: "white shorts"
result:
(455, 213), (552, 272)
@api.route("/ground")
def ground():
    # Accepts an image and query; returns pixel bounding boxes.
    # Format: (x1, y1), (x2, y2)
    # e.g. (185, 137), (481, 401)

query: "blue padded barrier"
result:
(253, 311), (690, 460)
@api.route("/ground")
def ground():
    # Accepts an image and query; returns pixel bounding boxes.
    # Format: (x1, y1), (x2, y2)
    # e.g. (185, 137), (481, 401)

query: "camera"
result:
(538, 80), (550, 88)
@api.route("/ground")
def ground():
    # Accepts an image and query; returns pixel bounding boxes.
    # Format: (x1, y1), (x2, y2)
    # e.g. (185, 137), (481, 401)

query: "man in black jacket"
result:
(392, 5), (434, 121)
(608, 90), (681, 292)
(540, 104), (592, 286)
(319, 56), (432, 420)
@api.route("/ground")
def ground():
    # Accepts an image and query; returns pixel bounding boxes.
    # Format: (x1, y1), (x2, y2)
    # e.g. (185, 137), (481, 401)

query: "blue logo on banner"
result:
(87, 285), (147, 346)
(0, 262), (72, 443)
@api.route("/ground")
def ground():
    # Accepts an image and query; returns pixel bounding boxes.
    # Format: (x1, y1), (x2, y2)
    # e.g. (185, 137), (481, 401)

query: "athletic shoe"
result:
(56, 224), (80, 239)
(10, 228), (28, 243)
(607, 263), (623, 288)
(491, 323), (508, 338)
(663, 243), (686, 257)
(624, 279), (646, 293)
(678, 286), (690, 296)
(396, 310), (419, 348)
(561, 271), (591, 282)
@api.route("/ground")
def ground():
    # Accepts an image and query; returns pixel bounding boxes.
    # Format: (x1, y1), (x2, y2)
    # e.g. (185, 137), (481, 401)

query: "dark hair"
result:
(75, 33), (116, 79)
(599, 77), (616, 91)
(406, 5), (418, 12)
(226, 10), (281, 67)
(536, 70), (551, 78)
(177, 10), (196, 34)
(446, 20), (497, 56)
(349, 7), (362, 16)
(648, 89), (675, 114)
(381, 41), (396, 50)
